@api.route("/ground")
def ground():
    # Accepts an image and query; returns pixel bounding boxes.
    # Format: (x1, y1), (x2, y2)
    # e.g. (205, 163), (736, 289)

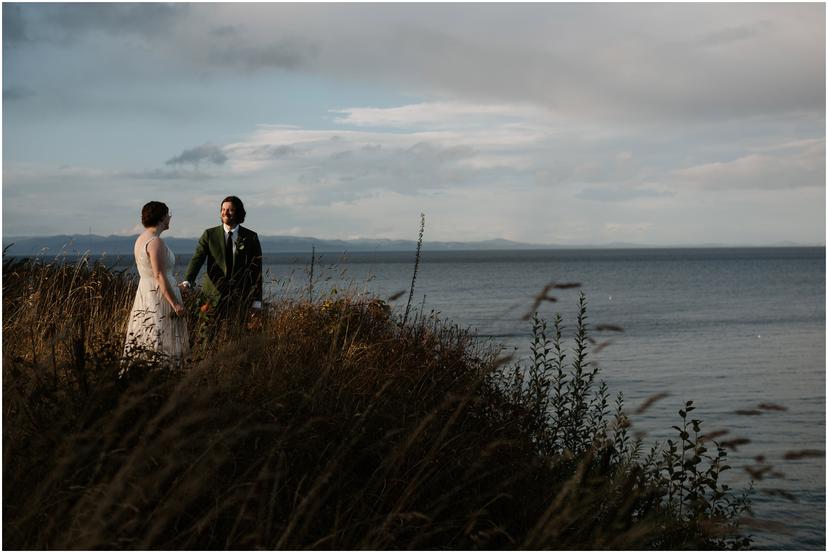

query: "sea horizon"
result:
(2, 234), (825, 259)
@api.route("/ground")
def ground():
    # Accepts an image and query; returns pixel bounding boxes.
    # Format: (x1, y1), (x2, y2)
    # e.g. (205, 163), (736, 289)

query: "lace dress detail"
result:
(123, 236), (190, 364)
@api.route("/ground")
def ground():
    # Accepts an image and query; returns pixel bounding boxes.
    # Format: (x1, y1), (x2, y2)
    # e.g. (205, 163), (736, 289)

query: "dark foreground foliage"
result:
(3, 257), (751, 549)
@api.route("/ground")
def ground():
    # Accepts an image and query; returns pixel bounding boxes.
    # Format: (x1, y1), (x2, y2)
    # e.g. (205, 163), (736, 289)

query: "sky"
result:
(3, 2), (825, 245)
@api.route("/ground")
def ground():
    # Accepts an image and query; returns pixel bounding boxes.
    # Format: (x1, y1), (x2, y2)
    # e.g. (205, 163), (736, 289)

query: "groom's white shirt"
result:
(223, 223), (240, 255)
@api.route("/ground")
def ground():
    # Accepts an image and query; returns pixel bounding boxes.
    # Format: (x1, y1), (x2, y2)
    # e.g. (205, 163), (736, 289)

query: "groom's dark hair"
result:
(221, 195), (246, 224)
(141, 201), (169, 227)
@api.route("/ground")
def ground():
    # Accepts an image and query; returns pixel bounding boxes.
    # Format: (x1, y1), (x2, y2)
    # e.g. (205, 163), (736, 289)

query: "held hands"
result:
(176, 282), (191, 315)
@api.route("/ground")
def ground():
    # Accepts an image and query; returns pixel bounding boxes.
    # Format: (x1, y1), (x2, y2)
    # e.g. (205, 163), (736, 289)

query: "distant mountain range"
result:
(1, 234), (820, 257)
(3, 234), (546, 256)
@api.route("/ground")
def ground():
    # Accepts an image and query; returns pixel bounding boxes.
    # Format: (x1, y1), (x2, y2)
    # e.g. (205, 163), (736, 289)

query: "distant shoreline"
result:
(3, 233), (824, 258)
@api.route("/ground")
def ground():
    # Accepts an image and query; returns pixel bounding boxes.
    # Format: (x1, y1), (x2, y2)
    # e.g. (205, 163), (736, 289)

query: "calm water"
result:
(237, 247), (823, 550)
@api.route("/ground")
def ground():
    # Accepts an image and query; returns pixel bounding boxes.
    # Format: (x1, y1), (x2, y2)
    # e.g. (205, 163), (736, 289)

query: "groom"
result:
(181, 196), (263, 321)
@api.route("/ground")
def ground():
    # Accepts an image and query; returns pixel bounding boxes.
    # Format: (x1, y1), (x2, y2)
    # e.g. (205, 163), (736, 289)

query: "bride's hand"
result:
(173, 303), (187, 317)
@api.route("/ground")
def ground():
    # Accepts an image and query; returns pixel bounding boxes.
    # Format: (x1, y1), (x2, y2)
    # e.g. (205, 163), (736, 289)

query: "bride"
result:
(123, 201), (190, 365)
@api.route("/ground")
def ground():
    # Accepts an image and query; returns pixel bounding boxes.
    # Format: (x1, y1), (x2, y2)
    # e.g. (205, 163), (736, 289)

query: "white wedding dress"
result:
(123, 236), (190, 364)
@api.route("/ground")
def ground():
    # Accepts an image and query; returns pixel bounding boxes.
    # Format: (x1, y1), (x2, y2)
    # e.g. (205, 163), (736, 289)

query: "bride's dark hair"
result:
(142, 201), (169, 228)
(221, 196), (246, 224)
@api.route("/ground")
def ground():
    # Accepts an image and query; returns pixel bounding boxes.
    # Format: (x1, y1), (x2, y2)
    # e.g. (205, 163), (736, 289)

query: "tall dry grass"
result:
(3, 256), (752, 549)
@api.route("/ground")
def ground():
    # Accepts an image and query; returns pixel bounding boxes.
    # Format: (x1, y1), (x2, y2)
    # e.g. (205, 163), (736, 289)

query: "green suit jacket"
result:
(184, 225), (263, 309)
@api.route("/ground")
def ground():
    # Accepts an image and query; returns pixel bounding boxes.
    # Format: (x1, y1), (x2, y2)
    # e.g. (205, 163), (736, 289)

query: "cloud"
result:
(3, 86), (36, 101)
(575, 187), (673, 203)
(2, 4), (29, 47)
(205, 39), (317, 71)
(217, 119), (514, 201)
(166, 143), (228, 166)
(287, 4), (822, 122)
(239, 144), (299, 160)
(332, 102), (548, 129)
(209, 25), (239, 38)
(203, 99), (824, 209)
(3, 163), (213, 183)
(3, 3), (824, 245)
(694, 20), (774, 48)
(671, 140), (825, 190)
(42, 3), (187, 42)
(7, 4), (823, 122)
(405, 141), (476, 164)
(604, 222), (655, 235)
(122, 168), (217, 181)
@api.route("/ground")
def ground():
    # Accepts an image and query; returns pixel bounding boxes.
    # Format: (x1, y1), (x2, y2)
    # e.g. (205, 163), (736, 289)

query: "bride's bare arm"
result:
(147, 238), (186, 317)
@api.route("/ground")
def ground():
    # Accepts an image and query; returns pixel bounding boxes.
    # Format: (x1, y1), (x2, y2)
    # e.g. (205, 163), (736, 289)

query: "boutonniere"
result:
(236, 240), (246, 252)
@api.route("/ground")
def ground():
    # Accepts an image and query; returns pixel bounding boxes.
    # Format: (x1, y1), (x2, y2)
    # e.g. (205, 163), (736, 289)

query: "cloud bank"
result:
(166, 143), (228, 166)
(2, 3), (824, 245)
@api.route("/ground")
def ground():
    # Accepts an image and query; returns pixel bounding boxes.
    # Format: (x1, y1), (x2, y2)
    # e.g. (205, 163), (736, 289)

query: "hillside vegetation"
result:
(3, 256), (751, 549)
